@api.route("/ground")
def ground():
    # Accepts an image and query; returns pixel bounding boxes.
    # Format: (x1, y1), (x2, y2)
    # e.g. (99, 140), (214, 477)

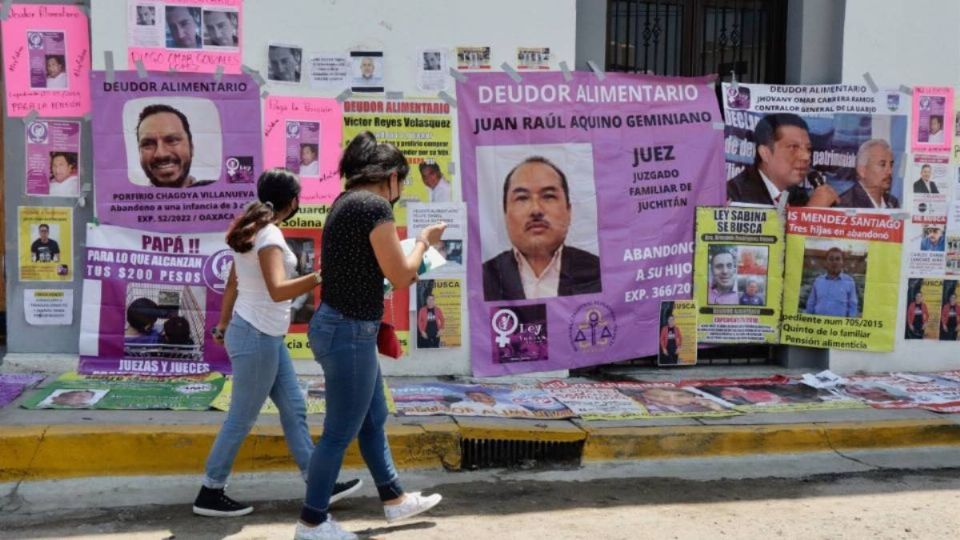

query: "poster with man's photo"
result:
(18, 206), (73, 282)
(457, 72), (725, 376)
(78, 223), (232, 376)
(722, 83), (910, 210)
(694, 207), (783, 343)
(350, 50), (384, 93)
(267, 44), (303, 84)
(417, 48), (447, 92)
(781, 207), (903, 351)
(126, 0), (243, 73)
(25, 120), (82, 197)
(912, 87), (953, 154)
(90, 71), (260, 233)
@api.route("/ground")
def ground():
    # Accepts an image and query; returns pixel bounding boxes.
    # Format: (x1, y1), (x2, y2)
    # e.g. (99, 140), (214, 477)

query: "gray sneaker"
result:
(293, 516), (357, 540)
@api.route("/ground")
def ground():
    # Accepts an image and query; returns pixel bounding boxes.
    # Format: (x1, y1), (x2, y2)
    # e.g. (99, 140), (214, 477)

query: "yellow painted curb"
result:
(581, 419), (960, 462)
(456, 419), (587, 443)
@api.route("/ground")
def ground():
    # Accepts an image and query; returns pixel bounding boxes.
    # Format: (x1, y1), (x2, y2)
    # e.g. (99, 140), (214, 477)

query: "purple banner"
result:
(457, 72), (724, 376)
(90, 71), (260, 232)
(78, 223), (232, 376)
(25, 120), (81, 197)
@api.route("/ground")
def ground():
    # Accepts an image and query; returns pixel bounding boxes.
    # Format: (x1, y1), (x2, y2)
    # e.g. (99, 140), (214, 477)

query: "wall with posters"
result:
(834, 0), (960, 373)
(74, 0), (577, 376)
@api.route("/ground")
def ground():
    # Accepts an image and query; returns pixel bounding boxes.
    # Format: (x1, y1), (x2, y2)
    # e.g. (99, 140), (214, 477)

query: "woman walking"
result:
(193, 169), (360, 518)
(294, 133), (445, 539)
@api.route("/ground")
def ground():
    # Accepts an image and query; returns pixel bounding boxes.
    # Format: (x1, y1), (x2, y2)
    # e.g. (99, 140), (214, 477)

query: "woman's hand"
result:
(419, 222), (447, 246)
(212, 325), (226, 346)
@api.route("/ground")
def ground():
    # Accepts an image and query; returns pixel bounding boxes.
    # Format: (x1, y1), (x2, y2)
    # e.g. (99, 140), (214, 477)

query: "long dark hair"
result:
(226, 168), (300, 253)
(339, 131), (409, 189)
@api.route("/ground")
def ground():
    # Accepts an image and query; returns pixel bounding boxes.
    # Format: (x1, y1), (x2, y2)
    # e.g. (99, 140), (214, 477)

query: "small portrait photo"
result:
(48, 151), (80, 197)
(911, 162), (946, 194)
(38, 388), (109, 409)
(135, 5), (156, 26)
(351, 51), (384, 91)
(423, 51), (442, 71)
(122, 98), (224, 188)
(30, 222), (61, 263)
(201, 9), (239, 48)
(920, 225), (946, 252)
(726, 85), (751, 110)
(285, 120), (321, 177)
(286, 236), (318, 326)
(477, 143), (601, 301)
(939, 280), (959, 341)
(123, 283), (206, 360)
(798, 238), (867, 319)
(705, 245), (769, 306)
(44, 54), (68, 90)
(165, 5), (202, 49)
(268, 45), (303, 83)
(905, 278), (939, 340)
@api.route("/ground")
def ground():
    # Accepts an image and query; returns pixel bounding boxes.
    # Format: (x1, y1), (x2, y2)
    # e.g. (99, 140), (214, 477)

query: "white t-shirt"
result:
(49, 175), (79, 197)
(299, 159), (319, 177)
(233, 224), (297, 336)
(428, 179), (452, 202)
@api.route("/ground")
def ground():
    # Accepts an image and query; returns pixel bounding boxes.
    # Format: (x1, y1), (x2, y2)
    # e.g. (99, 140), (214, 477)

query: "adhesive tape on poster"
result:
(0, 0), (11, 21)
(586, 60), (605, 81)
(437, 90), (457, 108)
(386, 91), (404, 100)
(135, 59), (148, 79)
(449, 67), (467, 83)
(861, 72), (878, 93)
(500, 63), (522, 83)
(899, 84), (913, 96)
(447, 162), (456, 175)
(241, 64), (266, 87)
(712, 122), (725, 130)
(335, 89), (353, 103)
(891, 212), (910, 221)
(559, 61), (573, 82)
(104, 51), (115, 84)
(24, 110), (39, 124)
(214, 65), (225, 83)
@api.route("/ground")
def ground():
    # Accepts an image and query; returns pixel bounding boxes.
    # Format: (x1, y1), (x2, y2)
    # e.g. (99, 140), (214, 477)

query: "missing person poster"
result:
(903, 278), (960, 341)
(415, 278), (462, 350)
(912, 87), (953, 154)
(78, 223), (233, 376)
(25, 120), (81, 197)
(126, 0), (243, 73)
(694, 207), (783, 343)
(343, 98), (455, 225)
(278, 227), (322, 359)
(457, 72), (725, 376)
(722, 83), (910, 209)
(18, 206), (73, 282)
(262, 96), (343, 205)
(781, 208), (903, 352)
(657, 300), (697, 366)
(0, 4), (92, 117)
(90, 71), (260, 233)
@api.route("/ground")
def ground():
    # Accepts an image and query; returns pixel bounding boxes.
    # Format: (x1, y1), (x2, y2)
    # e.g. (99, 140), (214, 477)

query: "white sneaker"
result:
(293, 516), (358, 540)
(383, 491), (443, 524)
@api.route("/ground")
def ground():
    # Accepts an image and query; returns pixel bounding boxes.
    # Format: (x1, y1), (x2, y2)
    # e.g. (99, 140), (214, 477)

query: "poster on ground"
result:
(781, 208), (903, 351)
(540, 380), (649, 420)
(391, 382), (574, 419)
(0, 4), (92, 117)
(613, 382), (738, 418)
(837, 372), (960, 413)
(0, 374), (45, 409)
(126, 0), (243, 73)
(78, 223), (233, 376)
(694, 207), (783, 343)
(690, 377), (865, 412)
(211, 376), (396, 415)
(25, 120), (82, 197)
(20, 372), (224, 410)
(457, 72), (725, 376)
(18, 206), (73, 282)
(90, 71), (260, 233)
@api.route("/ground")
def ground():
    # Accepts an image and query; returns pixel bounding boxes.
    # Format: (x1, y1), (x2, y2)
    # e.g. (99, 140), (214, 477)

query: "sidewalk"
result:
(3, 368), (960, 484)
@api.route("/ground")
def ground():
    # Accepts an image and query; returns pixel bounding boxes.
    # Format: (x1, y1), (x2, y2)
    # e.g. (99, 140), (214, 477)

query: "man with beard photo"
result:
(136, 104), (214, 188)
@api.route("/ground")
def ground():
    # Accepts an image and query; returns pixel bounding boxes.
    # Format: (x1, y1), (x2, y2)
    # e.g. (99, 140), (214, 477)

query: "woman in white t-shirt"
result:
(193, 169), (360, 518)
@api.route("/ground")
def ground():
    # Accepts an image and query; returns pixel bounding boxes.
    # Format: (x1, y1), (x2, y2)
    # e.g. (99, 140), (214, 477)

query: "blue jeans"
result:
(203, 314), (313, 488)
(301, 304), (402, 523)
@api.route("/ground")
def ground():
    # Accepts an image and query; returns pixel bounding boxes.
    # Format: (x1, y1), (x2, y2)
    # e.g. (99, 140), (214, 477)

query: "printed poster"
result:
(24, 289), (74, 326)
(903, 278), (960, 341)
(657, 300), (697, 366)
(307, 52), (349, 89)
(25, 120), (82, 197)
(414, 279), (462, 349)
(0, 374), (45, 409)
(18, 206), (73, 282)
(458, 72), (725, 376)
(781, 208), (903, 352)
(262, 96), (343, 205)
(407, 202), (466, 277)
(836, 371), (960, 413)
(516, 47), (550, 70)
(540, 380), (649, 420)
(391, 382), (574, 419)
(350, 50), (384, 93)
(614, 382), (738, 418)
(456, 46), (491, 70)
(912, 87), (953, 154)
(78, 223), (233, 376)
(279, 227), (321, 359)
(417, 48), (447, 92)
(0, 4), (92, 117)
(211, 376), (396, 415)
(722, 83), (910, 209)
(689, 377), (865, 412)
(20, 372), (224, 410)
(126, 0), (243, 73)
(90, 71), (260, 232)
(694, 207), (784, 343)
(343, 98), (455, 225)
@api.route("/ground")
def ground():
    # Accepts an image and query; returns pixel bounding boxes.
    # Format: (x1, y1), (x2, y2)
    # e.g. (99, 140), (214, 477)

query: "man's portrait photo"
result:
(836, 139), (900, 209)
(202, 9), (239, 48)
(268, 45), (302, 83)
(135, 5), (156, 26)
(420, 161), (451, 202)
(30, 223), (61, 263)
(707, 246), (738, 305)
(913, 163), (940, 194)
(799, 239), (867, 319)
(477, 144), (601, 301)
(423, 51), (442, 71)
(122, 98), (224, 188)
(165, 6), (201, 49)
(38, 388), (109, 409)
(351, 52), (384, 91)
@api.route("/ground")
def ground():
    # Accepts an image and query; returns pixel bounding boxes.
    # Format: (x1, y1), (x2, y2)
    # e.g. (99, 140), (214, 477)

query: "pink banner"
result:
(0, 5), (91, 117)
(127, 0), (242, 74)
(263, 96), (343, 205)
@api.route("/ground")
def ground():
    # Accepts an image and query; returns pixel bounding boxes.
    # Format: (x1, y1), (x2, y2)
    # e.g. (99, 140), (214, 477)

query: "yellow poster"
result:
(658, 300), (697, 366)
(18, 206), (72, 282)
(781, 208), (903, 352)
(415, 278), (461, 349)
(343, 98), (455, 225)
(694, 207), (783, 343)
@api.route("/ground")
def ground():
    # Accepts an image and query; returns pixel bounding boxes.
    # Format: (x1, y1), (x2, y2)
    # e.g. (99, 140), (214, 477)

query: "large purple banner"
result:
(458, 72), (724, 376)
(91, 71), (260, 232)
(78, 223), (232, 376)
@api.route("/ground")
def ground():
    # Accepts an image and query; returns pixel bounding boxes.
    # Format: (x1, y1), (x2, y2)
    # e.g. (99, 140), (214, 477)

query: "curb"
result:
(3, 418), (960, 481)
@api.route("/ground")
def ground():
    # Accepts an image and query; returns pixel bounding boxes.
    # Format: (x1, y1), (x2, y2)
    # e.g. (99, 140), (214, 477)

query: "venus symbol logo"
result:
(491, 309), (519, 347)
(27, 33), (44, 49)
(286, 121), (300, 137)
(27, 122), (48, 144)
(225, 157), (240, 176)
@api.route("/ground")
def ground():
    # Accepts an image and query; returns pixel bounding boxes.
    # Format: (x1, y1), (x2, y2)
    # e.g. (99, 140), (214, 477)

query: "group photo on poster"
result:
(90, 71), (260, 232)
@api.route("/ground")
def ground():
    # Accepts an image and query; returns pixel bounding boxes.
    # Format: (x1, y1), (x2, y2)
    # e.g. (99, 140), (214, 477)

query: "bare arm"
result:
(370, 221), (429, 289)
(212, 265), (238, 346)
(259, 246), (319, 302)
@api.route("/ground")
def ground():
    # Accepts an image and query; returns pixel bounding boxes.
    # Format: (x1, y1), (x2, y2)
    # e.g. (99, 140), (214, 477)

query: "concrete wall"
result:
(786, 0), (846, 84)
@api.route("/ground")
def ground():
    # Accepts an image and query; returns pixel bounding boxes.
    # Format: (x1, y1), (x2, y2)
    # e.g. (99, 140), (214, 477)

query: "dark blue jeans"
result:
(301, 304), (402, 523)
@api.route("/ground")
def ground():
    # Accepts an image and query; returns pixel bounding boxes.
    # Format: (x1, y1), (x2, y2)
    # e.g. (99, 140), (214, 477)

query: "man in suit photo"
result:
(727, 113), (838, 208)
(837, 139), (900, 209)
(483, 156), (601, 301)
(912, 164), (939, 194)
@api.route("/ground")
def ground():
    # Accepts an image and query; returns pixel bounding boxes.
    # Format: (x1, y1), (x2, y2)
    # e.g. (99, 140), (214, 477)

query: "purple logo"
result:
(490, 305), (548, 364)
(27, 32), (44, 49)
(286, 121), (300, 137)
(27, 122), (49, 144)
(569, 302), (616, 353)
(726, 86), (751, 110)
(226, 156), (255, 183)
(886, 93), (900, 112)
(203, 249), (234, 293)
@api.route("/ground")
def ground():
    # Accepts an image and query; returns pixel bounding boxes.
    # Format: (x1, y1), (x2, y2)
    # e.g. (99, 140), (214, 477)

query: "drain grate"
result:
(461, 438), (584, 470)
